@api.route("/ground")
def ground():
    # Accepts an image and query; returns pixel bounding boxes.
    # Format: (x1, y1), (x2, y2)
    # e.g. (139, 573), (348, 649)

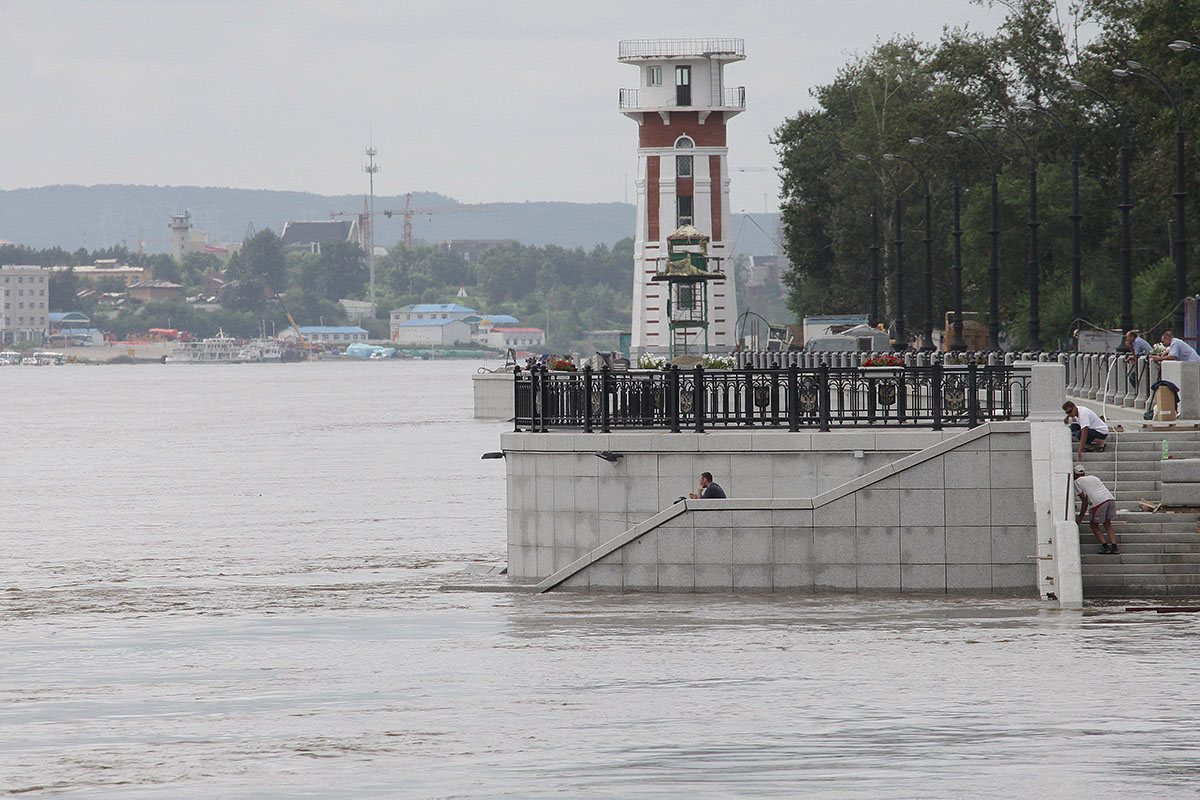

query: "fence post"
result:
(787, 364), (799, 432)
(669, 365), (681, 433)
(582, 364), (593, 433)
(967, 362), (979, 428)
(694, 364), (705, 433)
(539, 366), (550, 432)
(931, 360), (943, 431)
(742, 365), (754, 426)
(513, 365), (523, 432)
(600, 365), (611, 433)
(818, 363), (831, 431)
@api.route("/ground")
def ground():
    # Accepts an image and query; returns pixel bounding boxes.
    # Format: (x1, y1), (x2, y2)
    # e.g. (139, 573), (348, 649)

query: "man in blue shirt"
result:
(689, 472), (727, 499)
(1125, 329), (1152, 357)
(1153, 330), (1200, 363)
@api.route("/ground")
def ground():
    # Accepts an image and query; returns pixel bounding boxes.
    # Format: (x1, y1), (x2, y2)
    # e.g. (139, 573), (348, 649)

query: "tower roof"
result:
(618, 38), (745, 62)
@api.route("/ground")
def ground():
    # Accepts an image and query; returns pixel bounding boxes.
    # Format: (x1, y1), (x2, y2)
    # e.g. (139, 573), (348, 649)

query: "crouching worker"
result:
(1062, 400), (1108, 458)
(1074, 464), (1119, 554)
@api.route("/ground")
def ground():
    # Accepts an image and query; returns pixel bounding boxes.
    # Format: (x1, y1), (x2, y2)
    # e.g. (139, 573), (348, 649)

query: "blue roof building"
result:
(280, 325), (369, 344)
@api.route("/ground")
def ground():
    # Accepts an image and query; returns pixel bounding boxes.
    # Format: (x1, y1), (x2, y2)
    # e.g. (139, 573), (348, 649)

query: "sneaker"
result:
(1110, 544), (1120, 555)
(1099, 544), (1111, 554)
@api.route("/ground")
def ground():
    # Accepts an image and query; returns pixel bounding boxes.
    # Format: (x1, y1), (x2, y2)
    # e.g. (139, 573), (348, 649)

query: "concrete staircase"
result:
(1077, 429), (1200, 598)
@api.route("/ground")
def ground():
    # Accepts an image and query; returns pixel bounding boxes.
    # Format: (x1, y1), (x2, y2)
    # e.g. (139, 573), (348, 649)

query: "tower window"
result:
(674, 136), (694, 149)
(677, 195), (694, 226)
(676, 155), (693, 177)
(647, 66), (662, 86)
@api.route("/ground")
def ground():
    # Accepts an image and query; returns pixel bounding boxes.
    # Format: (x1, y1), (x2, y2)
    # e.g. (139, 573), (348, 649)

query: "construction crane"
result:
(263, 278), (311, 349)
(331, 192), (508, 250)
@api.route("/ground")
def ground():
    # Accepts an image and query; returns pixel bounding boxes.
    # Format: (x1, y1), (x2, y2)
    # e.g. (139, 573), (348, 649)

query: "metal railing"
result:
(617, 86), (746, 110)
(514, 363), (1031, 433)
(618, 38), (745, 60)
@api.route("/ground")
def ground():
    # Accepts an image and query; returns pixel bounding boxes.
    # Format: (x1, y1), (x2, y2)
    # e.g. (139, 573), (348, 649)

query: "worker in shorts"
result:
(1074, 464), (1119, 554)
(1062, 400), (1108, 459)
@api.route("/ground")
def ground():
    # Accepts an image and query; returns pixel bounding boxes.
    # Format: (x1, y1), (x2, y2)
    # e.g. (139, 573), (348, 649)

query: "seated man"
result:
(1062, 400), (1108, 458)
(689, 472), (727, 499)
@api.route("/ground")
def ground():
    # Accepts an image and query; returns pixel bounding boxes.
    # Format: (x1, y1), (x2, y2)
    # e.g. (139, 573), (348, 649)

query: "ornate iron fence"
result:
(514, 364), (1031, 432)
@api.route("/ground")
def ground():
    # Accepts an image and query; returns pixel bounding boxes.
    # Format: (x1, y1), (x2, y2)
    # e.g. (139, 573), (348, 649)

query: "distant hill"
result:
(0, 184), (781, 255)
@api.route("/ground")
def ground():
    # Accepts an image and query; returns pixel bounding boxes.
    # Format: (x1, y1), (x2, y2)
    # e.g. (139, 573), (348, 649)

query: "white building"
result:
(619, 38), (745, 355)
(389, 303), (476, 339)
(279, 326), (368, 345)
(481, 326), (546, 350)
(1, 265), (50, 344)
(393, 318), (472, 346)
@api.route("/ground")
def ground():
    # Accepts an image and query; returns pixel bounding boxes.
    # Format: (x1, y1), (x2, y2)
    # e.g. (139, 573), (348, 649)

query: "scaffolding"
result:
(651, 225), (726, 359)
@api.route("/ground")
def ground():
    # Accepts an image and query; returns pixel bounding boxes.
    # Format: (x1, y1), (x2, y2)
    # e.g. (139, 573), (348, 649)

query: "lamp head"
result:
(1016, 100), (1037, 111)
(855, 153), (870, 162)
(1126, 59), (1144, 69)
(882, 153), (897, 161)
(908, 137), (926, 145)
(1067, 79), (1088, 92)
(1112, 68), (1130, 77)
(955, 125), (971, 134)
(1169, 40), (1195, 52)
(946, 130), (963, 138)
(980, 122), (998, 130)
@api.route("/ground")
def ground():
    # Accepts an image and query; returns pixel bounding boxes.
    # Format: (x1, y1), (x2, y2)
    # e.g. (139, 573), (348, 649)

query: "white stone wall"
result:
(473, 373), (514, 420)
(502, 425), (1039, 597)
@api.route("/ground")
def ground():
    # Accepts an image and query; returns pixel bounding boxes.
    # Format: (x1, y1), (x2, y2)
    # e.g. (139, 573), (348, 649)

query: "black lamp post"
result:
(885, 152), (935, 351)
(983, 118), (1041, 351)
(910, 136), (965, 350)
(841, 165), (882, 327)
(948, 127), (1001, 350)
(858, 153), (908, 350)
(1115, 59), (1187, 334)
(1069, 79), (1133, 337)
(1019, 100), (1082, 342)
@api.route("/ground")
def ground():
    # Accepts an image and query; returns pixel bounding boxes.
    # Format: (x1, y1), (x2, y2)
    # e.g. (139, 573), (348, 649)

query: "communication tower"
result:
(364, 144), (379, 312)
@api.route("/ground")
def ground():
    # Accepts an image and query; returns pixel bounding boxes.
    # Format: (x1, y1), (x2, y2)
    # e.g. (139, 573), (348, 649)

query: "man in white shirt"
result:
(1074, 464), (1119, 554)
(1152, 330), (1200, 363)
(1062, 401), (1109, 459)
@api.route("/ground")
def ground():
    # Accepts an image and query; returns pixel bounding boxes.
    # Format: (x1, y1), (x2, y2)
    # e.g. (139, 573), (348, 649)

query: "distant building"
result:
(1, 265), (49, 344)
(746, 254), (785, 289)
(393, 318), (472, 346)
(49, 311), (91, 331)
(801, 315), (870, 345)
(437, 239), (518, 262)
(279, 220), (358, 254)
(129, 280), (184, 303)
(169, 211), (240, 263)
(481, 326), (546, 350)
(389, 303), (476, 338)
(53, 260), (146, 287)
(279, 325), (368, 345)
(339, 299), (374, 319)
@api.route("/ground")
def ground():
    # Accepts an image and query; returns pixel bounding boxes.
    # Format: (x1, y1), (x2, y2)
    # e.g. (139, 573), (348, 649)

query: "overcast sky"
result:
(2, 1), (1023, 213)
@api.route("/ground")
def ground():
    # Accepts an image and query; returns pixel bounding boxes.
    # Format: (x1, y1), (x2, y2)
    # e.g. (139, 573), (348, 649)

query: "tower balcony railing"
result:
(619, 38), (746, 60)
(617, 86), (746, 110)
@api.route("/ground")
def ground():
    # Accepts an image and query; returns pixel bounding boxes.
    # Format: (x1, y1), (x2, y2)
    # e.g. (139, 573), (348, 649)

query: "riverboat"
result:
(165, 331), (242, 363)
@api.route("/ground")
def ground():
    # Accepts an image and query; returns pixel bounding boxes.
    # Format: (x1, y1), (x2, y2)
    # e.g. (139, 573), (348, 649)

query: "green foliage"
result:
(775, 0), (1200, 346)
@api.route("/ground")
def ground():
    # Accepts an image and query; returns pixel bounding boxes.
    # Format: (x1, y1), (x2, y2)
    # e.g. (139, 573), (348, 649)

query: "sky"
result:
(1, 1), (1026, 214)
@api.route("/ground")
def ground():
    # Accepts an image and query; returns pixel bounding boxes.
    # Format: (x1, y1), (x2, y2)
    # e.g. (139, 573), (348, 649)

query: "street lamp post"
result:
(857, 153), (908, 350)
(885, 152), (935, 351)
(948, 128), (1001, 350)
(983, 118), (1041, 351)
(910, 136), (965, 350)
(1069, 79), (1133, 336)
(1116, 58), (1187, 334)
(1019, 100), (1082, 342)
(842, 165), (882, 327)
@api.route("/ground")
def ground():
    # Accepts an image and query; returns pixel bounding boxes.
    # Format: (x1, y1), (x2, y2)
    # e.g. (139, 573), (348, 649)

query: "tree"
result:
(48, 267), (80, 312)
(228, 229), (286, 289)
(315, 240), (368, 300)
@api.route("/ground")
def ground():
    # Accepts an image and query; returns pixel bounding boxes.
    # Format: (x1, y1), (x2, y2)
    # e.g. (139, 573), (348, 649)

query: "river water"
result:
(3, 360), (1200, 798)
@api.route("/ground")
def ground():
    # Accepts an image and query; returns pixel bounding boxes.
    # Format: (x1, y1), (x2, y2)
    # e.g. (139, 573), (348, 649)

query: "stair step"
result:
(1082, 554), (1200, 566)
(1081, 562), (1200, 575)
(1083, 585), (1200, 597)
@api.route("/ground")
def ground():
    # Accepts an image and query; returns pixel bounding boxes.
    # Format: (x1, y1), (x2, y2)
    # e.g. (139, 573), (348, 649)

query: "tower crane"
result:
(331, 192), (508, 250)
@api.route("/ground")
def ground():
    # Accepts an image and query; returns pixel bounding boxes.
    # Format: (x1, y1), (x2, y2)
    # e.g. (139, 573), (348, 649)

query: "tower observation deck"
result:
(618, 38), (745, 356)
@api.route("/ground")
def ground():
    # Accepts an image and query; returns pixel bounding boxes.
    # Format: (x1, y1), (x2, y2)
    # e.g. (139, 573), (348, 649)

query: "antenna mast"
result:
(363, 142), (379, 312)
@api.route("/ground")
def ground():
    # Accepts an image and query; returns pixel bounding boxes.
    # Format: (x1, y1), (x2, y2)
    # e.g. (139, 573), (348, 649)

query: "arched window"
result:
(674, 136), (694, 149)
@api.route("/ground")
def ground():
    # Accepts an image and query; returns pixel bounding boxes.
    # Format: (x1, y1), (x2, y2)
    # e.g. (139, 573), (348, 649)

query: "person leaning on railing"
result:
(1151, 330), (1200, 363)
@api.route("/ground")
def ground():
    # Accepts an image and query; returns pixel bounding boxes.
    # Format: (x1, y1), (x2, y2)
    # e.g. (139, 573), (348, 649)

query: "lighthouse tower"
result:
(619, 38), (745, 356)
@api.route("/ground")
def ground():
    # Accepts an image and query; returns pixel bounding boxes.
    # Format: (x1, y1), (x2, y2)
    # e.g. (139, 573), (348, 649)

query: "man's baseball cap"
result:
(1073, 464), (1086, 474)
